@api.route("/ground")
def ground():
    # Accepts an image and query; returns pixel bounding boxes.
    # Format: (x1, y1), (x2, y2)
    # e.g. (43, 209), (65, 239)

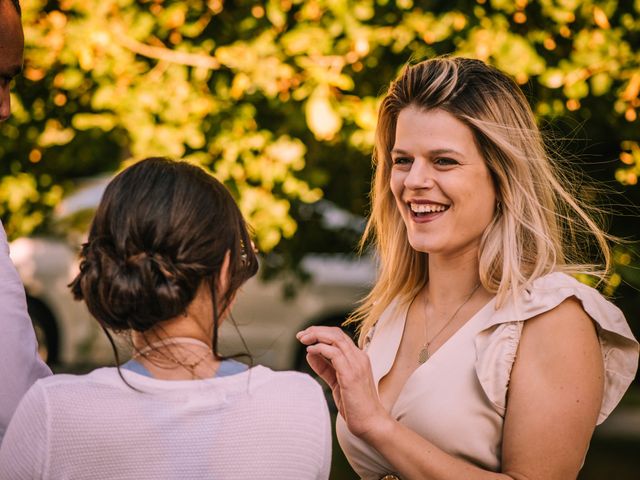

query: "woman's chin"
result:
(407, 239), (441, 255)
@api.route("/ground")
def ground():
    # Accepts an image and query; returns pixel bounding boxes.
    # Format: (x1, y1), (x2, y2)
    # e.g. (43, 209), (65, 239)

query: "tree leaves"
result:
(0, 0), (638, 270)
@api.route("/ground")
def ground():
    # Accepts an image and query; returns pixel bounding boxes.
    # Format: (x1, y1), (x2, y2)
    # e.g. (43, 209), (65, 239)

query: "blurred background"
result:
(1, 0), (638, 478)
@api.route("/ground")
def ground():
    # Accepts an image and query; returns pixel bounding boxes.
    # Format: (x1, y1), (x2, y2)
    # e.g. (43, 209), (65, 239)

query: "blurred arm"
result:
(0, 221), (52, 443)
(0, 382), (48, 477)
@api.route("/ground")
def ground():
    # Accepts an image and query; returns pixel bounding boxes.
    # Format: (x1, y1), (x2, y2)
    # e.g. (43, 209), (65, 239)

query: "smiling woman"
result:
(297, 57), (639, 480)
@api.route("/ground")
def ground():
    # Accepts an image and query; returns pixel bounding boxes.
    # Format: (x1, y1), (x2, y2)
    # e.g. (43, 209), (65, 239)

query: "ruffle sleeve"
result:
(474, 272), (639, 425)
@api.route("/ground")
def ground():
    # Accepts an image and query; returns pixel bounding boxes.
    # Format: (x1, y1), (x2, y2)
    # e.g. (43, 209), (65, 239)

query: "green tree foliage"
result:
(1, 0), (639, 292)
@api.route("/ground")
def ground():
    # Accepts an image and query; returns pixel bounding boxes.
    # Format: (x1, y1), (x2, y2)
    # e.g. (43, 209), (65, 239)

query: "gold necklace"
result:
(418, 283), (481, 364)
(133, 337), (214, 378)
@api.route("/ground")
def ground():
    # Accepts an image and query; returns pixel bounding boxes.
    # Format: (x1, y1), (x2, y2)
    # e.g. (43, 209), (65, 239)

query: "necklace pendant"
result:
(418, 347), (429, 364)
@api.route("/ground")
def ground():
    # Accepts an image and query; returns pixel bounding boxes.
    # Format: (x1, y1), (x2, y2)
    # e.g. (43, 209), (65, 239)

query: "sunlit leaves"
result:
(38, 120), (75, 147)
(616, 141), (640, 186)
(306, 86), (342, 141)
(71, 113), (118, 131)
(0, 0), (638, 259)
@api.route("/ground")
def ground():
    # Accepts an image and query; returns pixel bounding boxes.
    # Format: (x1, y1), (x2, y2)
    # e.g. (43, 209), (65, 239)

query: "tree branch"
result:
(116, 34), (220, 70)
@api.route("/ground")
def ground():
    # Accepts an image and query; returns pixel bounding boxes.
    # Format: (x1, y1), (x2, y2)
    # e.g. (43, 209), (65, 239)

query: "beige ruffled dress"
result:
(337, 272), (639, 479)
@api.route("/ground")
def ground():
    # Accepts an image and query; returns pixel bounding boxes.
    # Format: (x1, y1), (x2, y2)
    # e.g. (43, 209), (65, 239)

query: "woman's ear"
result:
(216, 250), (231, 296)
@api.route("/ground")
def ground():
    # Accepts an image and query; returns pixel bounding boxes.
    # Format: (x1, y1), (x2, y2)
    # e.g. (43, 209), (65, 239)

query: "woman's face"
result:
(389, 107), (497, 258)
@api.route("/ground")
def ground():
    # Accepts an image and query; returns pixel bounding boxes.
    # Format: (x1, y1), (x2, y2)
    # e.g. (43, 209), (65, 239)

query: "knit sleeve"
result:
(0, 381), (49, 478)
(0, 222), (52, 440)
(317, 385), (332, 480)
(474, 272), (639, 425)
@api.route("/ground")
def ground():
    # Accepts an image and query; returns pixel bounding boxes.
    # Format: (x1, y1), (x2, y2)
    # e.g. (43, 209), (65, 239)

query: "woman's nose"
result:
(404, 160), (435, 190)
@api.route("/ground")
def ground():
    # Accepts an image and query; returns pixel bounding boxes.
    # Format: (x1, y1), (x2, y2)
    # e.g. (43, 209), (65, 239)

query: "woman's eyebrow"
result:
(391, 147), (463, 156)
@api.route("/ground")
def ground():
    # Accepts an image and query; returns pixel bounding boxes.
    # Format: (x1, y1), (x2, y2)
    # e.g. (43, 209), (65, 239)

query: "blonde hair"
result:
(349, 57), (613, 344)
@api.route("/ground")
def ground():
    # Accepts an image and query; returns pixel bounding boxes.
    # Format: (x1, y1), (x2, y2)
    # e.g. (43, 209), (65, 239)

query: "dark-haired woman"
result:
(0, 158), (331, 479)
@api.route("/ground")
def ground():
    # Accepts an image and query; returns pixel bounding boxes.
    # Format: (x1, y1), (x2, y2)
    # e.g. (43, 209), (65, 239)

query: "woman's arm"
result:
(0, 222), (52, 441)
(501, 297), (603, 479)
(297, 297), (603, 480)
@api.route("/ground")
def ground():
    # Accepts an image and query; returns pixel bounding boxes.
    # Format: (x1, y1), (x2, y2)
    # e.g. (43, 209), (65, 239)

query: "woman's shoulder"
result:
(14, 369), (121, 418)
(475, 271), (639, 424)
(255, 367), (325, 395)
(33, 370), (105, 389)
(224, 368), (330, 424)
(29, 368), (138, 400)
(489, 271), (626, 326)
(30, 366), (328, 415)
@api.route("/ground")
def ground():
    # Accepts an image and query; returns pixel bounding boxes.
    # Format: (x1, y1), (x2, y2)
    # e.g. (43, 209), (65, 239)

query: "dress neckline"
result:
(373, 295), (497, 413)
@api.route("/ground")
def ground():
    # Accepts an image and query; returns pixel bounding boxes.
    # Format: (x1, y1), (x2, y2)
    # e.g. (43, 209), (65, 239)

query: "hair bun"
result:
(72, 238), (200, 332)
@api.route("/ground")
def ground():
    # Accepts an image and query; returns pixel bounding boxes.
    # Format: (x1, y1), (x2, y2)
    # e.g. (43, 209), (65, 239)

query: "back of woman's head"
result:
(70, 157), (258, 333)
(352, 56), (612, 341)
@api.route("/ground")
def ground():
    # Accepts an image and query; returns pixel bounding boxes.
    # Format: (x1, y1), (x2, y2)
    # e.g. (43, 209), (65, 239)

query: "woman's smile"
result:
(407, 201), (450, 223)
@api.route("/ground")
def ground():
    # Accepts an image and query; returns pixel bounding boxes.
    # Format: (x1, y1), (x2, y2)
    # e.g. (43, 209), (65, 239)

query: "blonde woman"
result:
(297, 57), (639, 480)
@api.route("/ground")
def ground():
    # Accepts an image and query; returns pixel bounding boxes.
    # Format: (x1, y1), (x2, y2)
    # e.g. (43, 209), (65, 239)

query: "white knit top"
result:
(0, 365), (331, 479)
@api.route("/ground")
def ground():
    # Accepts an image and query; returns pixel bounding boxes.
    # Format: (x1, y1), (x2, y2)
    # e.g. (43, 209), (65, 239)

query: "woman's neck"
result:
(130, 317), (219, 381)
(127, 282), (223, 380)
(130, 335), (221, 380)
(426, 247), (488, 310)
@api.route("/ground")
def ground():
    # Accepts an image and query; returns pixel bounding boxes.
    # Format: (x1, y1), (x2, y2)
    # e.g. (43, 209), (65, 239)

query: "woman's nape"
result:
(129, 252), (232, 380)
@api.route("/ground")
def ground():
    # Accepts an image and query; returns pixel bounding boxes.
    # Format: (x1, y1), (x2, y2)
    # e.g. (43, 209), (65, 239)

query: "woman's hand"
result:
(296, 326), (393, 440)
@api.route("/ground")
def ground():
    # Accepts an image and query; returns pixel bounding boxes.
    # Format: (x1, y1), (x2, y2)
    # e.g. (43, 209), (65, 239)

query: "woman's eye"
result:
(392, 156), (412, 165)
(434, 157), (458, 166)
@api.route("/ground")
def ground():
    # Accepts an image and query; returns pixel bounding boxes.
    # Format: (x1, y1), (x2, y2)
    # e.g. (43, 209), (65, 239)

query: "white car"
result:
(10, 178), (375, 373)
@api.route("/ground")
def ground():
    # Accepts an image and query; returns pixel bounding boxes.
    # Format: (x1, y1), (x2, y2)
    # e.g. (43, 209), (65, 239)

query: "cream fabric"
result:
(337, 272), (639, 479)
(0, 365), (331, 479)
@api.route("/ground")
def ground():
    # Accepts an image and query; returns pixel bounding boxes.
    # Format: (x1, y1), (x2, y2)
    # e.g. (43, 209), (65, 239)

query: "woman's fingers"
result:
(307, 341), (375, 395)
(297, 326), (356, 352)
(298, 326), (388, 437)
(298, 326), (372, 383)
(305, 351), (338, 387)
(306, 342), (351, 376)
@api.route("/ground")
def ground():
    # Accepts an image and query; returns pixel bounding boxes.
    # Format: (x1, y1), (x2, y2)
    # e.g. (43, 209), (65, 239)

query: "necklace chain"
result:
(418, 283), (480, 364)
(133, 337), (215, 377)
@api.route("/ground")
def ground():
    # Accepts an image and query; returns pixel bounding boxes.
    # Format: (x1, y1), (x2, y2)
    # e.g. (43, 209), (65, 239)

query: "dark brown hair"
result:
(70, 157), (258, 369)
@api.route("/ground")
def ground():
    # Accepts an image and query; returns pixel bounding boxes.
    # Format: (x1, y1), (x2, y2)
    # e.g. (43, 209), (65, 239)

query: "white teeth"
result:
(410, 203), (448, 214)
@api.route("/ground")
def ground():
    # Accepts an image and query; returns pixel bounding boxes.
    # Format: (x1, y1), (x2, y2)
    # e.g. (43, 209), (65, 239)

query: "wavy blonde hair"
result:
(349, 57), (613, 344)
